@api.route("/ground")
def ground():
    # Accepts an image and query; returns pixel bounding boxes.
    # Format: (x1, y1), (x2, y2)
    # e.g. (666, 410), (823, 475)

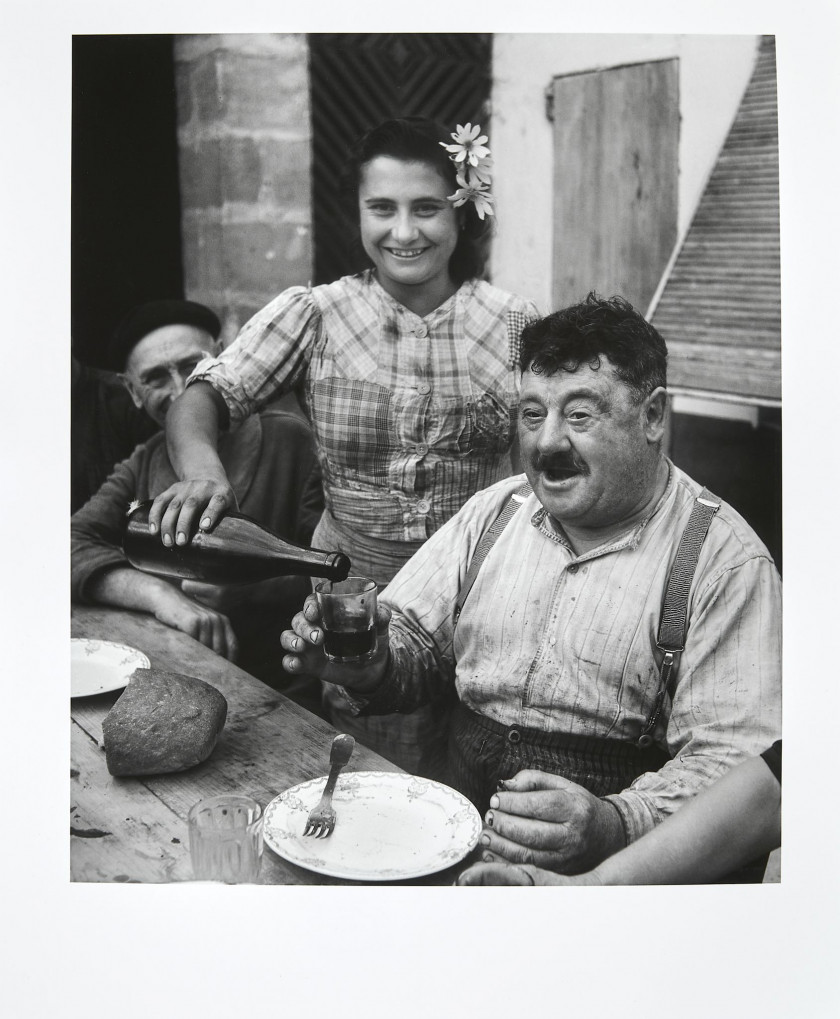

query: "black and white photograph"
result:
(3, 2), (839, 1016)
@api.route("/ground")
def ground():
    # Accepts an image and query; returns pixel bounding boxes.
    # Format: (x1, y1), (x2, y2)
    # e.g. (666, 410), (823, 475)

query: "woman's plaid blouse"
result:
(189, 272), (540, 542)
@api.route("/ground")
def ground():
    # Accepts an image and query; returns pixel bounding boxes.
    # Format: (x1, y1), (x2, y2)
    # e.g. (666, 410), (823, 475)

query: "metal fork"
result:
(303, 733), (356, 838)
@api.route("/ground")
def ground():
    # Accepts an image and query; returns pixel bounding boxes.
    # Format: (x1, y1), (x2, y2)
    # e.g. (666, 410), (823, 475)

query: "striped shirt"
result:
(353, 463), (782, 842)
(189, 271), (539, 542)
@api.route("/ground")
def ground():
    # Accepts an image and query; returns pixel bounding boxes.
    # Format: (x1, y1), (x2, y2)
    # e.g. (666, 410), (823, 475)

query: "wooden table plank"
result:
(71, 604), (468, 885)
(71, 719), (193, 883)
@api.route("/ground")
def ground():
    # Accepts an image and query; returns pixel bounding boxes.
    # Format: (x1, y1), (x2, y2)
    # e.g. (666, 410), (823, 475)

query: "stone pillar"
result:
(174, 34), (312, 346)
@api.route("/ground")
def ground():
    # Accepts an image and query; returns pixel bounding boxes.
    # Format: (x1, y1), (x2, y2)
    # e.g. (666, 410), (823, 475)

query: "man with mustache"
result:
(281, 293), (782, 877)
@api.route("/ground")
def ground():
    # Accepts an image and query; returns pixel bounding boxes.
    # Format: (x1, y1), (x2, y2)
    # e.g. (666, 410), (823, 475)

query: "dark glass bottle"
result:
(122, 501), (351, 584)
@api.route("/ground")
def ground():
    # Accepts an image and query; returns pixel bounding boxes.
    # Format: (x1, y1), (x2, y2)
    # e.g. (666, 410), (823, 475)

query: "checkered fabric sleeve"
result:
(506, 306), (538, 369)
(187, 285), (322, 423)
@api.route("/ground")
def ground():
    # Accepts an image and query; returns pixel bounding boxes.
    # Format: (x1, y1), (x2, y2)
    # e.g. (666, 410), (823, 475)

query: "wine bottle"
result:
(122, 501), (351, 584)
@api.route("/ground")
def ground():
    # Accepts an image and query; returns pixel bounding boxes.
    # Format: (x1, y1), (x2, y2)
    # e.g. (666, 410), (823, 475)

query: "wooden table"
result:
(71, 604), (470, 885)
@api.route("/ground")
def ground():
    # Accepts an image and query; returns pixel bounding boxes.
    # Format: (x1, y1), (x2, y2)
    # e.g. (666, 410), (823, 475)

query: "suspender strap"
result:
(637, 488), (721, 747)
(452, 479), (721, 750)
(453, 482), (532, 626)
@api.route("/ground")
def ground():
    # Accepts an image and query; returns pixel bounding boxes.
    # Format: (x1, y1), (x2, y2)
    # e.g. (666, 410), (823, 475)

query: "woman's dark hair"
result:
(340, 117), (492, 284)
(519, 292), (668, 402)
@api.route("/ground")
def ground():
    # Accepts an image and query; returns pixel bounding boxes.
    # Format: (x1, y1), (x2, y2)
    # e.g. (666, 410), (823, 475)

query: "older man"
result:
(281, 293), (782, 873)
(72, 299), (324, 701)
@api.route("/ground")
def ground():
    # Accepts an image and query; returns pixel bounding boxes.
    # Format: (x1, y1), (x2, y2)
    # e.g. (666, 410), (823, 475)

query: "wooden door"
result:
(550, 60), (679, 313)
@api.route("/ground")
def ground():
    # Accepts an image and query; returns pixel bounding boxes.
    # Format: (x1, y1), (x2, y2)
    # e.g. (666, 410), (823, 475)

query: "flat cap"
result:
(109, 299), (221, 370)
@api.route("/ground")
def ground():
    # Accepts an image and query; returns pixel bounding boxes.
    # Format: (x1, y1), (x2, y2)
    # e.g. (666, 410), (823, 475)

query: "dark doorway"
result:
(72, 35), (183, 368)
(670, 407), (782, 572)
(308, 33), (492, 285)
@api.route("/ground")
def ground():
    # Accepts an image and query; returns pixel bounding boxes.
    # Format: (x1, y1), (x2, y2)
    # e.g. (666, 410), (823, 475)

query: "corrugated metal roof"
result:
(650, 36), (780, 403)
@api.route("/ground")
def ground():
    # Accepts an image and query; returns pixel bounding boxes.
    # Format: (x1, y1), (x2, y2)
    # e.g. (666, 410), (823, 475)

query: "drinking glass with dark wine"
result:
(315, 577), (378, 664)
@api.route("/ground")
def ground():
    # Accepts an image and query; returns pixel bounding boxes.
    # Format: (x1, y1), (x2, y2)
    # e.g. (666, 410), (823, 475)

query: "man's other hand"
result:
(478, 769), (626, 873)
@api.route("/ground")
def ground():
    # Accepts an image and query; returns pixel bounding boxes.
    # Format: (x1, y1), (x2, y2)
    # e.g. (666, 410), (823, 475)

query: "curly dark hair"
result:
(519, 293), (668, 402)
(340, 117), (492, 284)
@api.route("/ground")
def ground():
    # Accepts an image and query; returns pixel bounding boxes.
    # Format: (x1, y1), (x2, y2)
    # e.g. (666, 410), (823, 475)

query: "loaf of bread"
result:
(102, 667), (228, 777)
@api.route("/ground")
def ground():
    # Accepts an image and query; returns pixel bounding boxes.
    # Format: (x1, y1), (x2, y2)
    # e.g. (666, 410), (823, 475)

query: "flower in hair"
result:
(466, 157), (493, 187)
(440, 123), (490, 166)
(440, 123), (494, 218)
(448, 172), (495, 220)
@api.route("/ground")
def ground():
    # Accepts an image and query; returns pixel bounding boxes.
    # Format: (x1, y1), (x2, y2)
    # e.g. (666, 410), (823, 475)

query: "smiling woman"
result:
(358, 157), (459, 316)
(148, 117), (540, 777)
(339, 117), (493, 302)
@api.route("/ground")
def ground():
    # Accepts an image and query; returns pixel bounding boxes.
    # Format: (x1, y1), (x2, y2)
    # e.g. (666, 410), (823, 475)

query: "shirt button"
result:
(414, 324), (428, 338)
(568, 564), (579, 574)
(417, 499), (431, 514)
(507, 728), (522, 744)
(415, 443), (429, 455)
(417, 382), (431, 395)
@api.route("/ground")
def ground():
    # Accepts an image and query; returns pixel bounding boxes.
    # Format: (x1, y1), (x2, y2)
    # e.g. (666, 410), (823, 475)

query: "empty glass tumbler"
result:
(188, 794), (264, 883)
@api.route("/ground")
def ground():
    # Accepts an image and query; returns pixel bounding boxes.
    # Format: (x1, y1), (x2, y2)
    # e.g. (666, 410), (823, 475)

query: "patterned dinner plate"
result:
(71, 638), (150, 698)
(263, 771), (482, 881)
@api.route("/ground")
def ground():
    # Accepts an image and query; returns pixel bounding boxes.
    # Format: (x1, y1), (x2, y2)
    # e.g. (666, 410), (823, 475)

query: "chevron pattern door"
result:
(308, 33), (492, 284)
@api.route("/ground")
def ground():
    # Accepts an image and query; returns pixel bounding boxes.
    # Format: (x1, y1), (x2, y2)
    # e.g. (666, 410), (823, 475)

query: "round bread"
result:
(102, 667), (228, 776)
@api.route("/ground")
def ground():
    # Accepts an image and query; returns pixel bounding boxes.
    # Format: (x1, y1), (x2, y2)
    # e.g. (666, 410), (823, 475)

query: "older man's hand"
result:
(477, 770), (626, 874)
(151, 583), (239, 661)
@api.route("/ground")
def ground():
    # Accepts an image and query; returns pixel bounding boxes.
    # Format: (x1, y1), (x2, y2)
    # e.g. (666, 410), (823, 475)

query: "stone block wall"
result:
(174, 34), (312, 346)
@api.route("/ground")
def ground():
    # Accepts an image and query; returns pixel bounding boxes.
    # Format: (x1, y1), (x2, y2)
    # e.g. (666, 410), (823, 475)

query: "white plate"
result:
(263, 770), (481, 881)
(71, 638), (150, 698)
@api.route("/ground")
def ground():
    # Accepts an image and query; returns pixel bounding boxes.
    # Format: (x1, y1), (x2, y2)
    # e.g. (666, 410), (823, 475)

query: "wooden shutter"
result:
(650, 36), (780, 404)
(550, 59), (679, 314)
(308, 33), (492, 284)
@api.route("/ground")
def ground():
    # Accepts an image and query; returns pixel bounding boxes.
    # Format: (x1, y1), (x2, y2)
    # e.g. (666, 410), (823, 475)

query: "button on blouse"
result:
(189, 270), (540, 542)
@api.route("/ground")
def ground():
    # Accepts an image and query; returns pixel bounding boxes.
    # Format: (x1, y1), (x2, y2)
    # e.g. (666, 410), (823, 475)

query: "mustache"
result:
(532, 452), (589, 475)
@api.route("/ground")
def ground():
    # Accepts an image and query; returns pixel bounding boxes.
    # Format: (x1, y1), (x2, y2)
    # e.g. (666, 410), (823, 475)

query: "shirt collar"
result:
(365, 268), (467, 323)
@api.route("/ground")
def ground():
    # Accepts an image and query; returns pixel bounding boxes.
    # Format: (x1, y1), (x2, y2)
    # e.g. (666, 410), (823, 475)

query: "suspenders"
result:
(453, 482), (533, 626)
(453, 481), (721, 748)
(637, 489), (720, 746)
